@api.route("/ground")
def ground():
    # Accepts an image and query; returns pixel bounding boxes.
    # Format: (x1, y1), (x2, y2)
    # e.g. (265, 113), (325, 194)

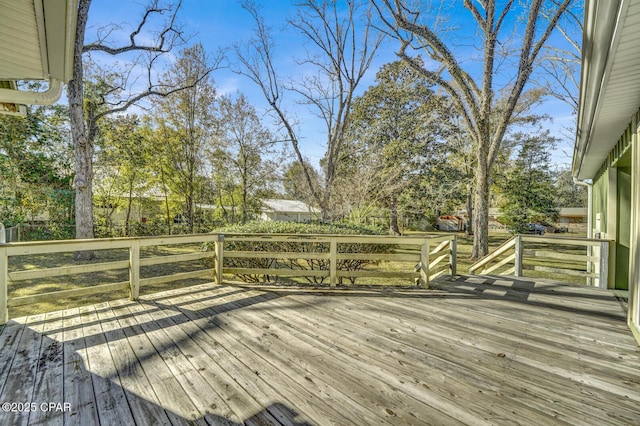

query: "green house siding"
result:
(616, 166), (631, 290)
(591, 114), (638, 291)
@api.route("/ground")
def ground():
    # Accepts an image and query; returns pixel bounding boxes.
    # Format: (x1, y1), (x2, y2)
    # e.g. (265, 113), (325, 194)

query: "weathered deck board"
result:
(28, 310), (65, 426)
(61, 307), (99, 426)
(80, 304), (136, 426)
(95, 300), (173, 426)
(0, 275), (639, 425)
(2, 314), (45, 426)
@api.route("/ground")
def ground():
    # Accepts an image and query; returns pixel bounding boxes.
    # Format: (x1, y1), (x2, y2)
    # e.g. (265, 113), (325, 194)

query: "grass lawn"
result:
(7, 243), (214, 318)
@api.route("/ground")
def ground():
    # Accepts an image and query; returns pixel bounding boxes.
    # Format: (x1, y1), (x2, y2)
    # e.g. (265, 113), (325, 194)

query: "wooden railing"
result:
(0, 233), (457, 323)
(468, 235), (611, 287)
(219, 233), (456, 287)
(0, 234), (221, 324)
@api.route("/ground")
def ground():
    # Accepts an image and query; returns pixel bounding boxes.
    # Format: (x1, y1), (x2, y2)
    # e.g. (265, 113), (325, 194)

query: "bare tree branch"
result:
(83, 0), (184, 55)
(236, 0), (382, 220)
(375, 0), (576, 258)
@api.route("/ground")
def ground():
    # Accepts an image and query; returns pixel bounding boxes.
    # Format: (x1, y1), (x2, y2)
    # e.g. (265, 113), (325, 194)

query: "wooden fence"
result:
(468, 235), (611, 287)
(0, 233), (457, 323)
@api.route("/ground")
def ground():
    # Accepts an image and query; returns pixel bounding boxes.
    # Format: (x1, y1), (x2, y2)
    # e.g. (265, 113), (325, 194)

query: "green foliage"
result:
(340, 60), (457, 232)
(209, 94), (280, 223)
(0, 103), (74, 227)
(154, 43), (217, 232)
(19, 224), (75, 241)
(495, 130), (559, 232)
(94, 114), (155, 236)
(554, 168), (587, 208)
(204, 221), (389, 285)
(282, 161), (322, 207)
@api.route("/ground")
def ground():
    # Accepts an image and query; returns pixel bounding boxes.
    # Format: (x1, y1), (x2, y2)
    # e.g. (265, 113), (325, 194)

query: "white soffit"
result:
(0, 0), (77, 108)
(574, 0), (640, 179)
(0, 0), (46, 80)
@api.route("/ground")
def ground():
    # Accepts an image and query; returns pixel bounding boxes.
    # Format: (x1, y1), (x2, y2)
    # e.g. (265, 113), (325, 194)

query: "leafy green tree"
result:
(0, 104), (73, 228)
(376, 0), (575, 257)
(495, 130), (558, 232)
(94, 115), (152, 236)
(154, 44), (217, 233)
(343, 60), (452, 234)
(554, 168), (587, 208)
(211, 94), (279, 223)
(282, 161), (322, 207)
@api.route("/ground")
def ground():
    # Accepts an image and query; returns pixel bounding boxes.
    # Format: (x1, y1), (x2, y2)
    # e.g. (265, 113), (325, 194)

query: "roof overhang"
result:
(573, 0), (640, 179)
(0, 0), (78, 113)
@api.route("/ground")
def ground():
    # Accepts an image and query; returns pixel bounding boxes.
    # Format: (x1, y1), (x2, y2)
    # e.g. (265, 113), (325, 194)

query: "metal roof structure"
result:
(261, 199), (319, 214)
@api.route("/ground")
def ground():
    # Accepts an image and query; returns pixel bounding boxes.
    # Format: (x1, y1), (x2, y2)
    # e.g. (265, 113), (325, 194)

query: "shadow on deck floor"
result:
(0, 275), (638, 425)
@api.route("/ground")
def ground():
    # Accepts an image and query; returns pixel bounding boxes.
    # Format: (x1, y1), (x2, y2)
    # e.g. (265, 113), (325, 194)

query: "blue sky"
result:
(83, 0), (579, 169)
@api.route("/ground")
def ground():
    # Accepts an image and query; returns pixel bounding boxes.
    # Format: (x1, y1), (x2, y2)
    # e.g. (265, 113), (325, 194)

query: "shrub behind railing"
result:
(205, 221), (393, 284)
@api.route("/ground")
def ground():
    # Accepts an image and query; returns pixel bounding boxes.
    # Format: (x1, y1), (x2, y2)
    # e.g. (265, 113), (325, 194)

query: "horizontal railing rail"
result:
(468, 235), (611, 288)
(217, 233), (456, 287)
(0, 233), (221, 324)
(0, 232), (457, 323)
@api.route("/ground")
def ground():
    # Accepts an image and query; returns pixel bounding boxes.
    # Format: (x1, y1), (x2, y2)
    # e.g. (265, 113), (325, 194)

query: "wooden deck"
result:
(1, 275), (639, 425)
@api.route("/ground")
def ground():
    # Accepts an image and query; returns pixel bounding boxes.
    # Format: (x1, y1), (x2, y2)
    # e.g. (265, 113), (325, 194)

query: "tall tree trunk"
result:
(186, 191), (194, 233)
(389, 197), (401, 236)
(321, 186), (331, 223)
(69, 0), (94, 260)
(471, 156), (490, 259)
(465, 184), (474, 236)
(159, 165), (172, 235)
(242, 171), (248, 223)
(125, 179), (134, 237)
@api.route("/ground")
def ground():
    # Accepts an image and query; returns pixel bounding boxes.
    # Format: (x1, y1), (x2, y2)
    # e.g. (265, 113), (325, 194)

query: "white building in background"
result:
(260, 199), (319, 223)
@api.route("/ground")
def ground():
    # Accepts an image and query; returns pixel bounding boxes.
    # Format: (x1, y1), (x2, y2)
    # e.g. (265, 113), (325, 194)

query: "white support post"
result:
(0, 246), (8, 324)
(129, 240), (140, 300)
(215, 235), (224, 285)
(449, 236), (457, 276)
(599, 240), (609, 289)
(420, 239), (429, 288)
(514, 235), (523, 277)
(329, 238), (337, 287)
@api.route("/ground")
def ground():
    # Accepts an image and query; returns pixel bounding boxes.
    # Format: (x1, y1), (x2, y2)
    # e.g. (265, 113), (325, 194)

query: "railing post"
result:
(129, 240), (140, 300)
(598, 240), (609, 289)
(0, 245), (8, 324)
(449, 236), (457, 276)
(329, 238), (337, 287)
(420, 239), (429, 288)
(214, 234), (224, 285)
(514, 235), (523, 277)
